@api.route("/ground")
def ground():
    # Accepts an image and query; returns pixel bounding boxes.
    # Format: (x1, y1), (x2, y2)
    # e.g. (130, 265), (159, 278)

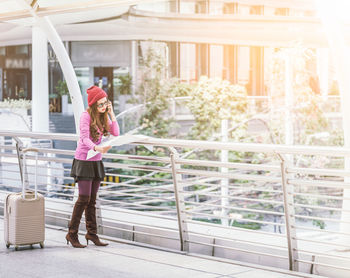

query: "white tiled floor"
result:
(0, 218), (323, 278)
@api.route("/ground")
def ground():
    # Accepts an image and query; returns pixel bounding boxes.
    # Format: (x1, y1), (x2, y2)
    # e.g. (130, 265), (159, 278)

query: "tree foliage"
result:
(187, 76), (248, 140)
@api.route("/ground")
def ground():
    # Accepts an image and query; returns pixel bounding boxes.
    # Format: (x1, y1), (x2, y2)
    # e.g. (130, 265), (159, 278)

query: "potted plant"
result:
(55, 80), (72, 115)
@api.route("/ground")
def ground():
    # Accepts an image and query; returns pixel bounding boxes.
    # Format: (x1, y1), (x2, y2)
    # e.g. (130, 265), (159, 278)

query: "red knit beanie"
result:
(87, 85), (108, 106)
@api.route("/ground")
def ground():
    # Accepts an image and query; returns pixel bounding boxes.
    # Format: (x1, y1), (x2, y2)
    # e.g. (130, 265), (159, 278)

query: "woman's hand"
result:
(107, 101), (114, 116)
(94, 145), (112, 154)
(107, 100), (117, 121)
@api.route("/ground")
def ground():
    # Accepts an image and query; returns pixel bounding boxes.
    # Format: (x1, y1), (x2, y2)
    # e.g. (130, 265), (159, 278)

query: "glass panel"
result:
(113, 66), (130, 113)
(15, 45), (28, 55)
(237, 46), (250, 88)
(75, 67), (90, 108)
(180, 43), (196, 82)
(210, 45), (223, 78)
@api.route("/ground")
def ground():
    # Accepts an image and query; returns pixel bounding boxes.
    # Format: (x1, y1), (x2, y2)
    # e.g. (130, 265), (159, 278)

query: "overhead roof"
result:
(0, 0), (348, 47)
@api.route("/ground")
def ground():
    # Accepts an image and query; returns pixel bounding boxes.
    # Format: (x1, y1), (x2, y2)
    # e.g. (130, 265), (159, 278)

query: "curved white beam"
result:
(16, 0), (84, 133)
(35, 16), (84, 132)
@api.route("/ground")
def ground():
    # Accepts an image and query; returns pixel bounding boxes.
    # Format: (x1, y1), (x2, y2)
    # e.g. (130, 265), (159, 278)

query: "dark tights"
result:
(77, 180), (101, 196)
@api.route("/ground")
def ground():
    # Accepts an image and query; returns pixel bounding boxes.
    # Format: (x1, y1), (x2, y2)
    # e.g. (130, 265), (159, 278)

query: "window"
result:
(15, 45), (28, 55)
(275, 8), (289, 16)
(180, 0), (208, 14)
(180, 43), (196, 82)
(210, 45), (223, 78)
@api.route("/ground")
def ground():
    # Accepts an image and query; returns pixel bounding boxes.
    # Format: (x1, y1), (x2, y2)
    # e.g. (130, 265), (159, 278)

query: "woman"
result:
(66, 85), (119, 248)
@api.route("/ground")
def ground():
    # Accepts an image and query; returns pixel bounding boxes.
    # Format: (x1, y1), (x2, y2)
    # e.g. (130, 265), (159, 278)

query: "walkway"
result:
(0, 219), (324, 278)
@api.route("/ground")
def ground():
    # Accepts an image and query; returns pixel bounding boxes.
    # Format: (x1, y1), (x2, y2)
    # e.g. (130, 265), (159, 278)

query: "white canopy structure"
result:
(0, 0), (349, 48)
(2, 0), (350, 250)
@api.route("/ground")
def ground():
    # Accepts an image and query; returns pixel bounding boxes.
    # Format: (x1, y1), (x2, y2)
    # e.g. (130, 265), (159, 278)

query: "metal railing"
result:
(0, 130), (350, 276)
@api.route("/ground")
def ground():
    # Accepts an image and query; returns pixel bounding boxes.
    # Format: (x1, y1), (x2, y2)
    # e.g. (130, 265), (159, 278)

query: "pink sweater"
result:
(74, 111), (120, 161)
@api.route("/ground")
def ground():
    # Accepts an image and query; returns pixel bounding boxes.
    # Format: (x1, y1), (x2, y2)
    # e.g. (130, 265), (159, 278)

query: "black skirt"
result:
(70, 158), (105, 183)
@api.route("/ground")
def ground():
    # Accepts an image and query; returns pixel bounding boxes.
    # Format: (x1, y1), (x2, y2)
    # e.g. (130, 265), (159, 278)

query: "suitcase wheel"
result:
(15, 246), (18, 251)
(40, 242), (44, 249)
(6, 243), (10, 249)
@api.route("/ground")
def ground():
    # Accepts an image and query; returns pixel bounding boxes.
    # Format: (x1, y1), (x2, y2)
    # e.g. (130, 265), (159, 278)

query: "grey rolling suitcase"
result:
(4, 148), (45, 250)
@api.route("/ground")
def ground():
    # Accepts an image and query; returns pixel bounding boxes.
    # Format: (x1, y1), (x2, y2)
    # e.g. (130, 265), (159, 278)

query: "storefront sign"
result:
(5, 58), (31, 69)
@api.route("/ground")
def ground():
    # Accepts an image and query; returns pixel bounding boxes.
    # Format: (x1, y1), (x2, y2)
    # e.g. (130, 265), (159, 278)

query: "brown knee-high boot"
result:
(85, 194), (108, 246)
(66, 195), (90, 248)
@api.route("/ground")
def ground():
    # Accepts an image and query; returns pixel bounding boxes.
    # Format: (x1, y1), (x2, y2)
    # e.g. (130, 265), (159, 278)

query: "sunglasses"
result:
(97, 100), (109, 108)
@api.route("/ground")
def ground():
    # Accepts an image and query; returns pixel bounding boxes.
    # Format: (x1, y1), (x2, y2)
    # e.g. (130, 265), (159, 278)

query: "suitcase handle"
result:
(22, 148), (39, 200)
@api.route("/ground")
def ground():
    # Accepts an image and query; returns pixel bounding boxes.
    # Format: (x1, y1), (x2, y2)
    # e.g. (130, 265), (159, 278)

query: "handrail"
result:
(1, 130), (350, 276)
(1, 130), (350, 155)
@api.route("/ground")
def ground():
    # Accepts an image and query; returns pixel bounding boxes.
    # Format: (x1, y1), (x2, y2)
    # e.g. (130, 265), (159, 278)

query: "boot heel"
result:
(66, 239), (69, 245)
(86, 239), (89, 245)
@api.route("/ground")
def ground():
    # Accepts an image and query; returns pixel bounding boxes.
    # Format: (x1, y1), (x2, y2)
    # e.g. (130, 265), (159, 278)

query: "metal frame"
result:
(169, 146), (189, 252)
(278, 153), (299, 271)
(3, 131), (350, 275)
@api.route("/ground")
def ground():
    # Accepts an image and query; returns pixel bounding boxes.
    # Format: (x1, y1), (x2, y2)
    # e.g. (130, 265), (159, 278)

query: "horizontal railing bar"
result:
(293, 192), (350, 201)
(183, 200), (285, 216)
(1, 167), (75, 182)
(224, 185), (283, 194)
(0, 189), (74, 205)
(99, 205), (177, 221)
(175, 158), (280, 172)
(184, 211), (285, 226)
(176, 168), (281, 183)
(185, 229), (287, 249)
(181, 184), (221, 194)
(2, 130), (350, 156)
(1, 152), (172, 174)
(45, 214), (71, 222)
(1, 145), (75, 156)
(32, 188), (75, 198)
(180, 191), (284, 205)
(105, 173), (173, 182)
(296, 248), (350, 261)
(100, 191), (175, 202)
(287, 167), (350, 177)
(99, 182), (174, 193)
(100, 216), (179, 233)
(288, 179), (350, 189)
(293, 214), (348, 224)
(102, 161), (173, 174)
(295, 259), (350, 272)
(0, 176), (21, 182)
(99, 199), (176, 211)
(293, 237), (350, 249)
(0, 161), (72, 172)
(293, 225), (350, 236)
(0, 152), (72, 164)
(181, 181), (283, 194)
(294, 203), (348, 213)
(99, 224), (179, 241)
(185, 239), (288, 259)
(1, 179), (76, 193)
(102, 152), (171, 163)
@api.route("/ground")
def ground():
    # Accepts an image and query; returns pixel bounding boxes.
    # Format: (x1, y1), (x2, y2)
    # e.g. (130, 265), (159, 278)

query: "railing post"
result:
(14, 137), (24, 184)
(278, 153), (299, 271)
(96, 195), (104, 235)
(169, 146), (189, 252)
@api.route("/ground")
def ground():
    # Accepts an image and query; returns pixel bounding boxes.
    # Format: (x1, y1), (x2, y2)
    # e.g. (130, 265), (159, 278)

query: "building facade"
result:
(0, 1), (333, 110)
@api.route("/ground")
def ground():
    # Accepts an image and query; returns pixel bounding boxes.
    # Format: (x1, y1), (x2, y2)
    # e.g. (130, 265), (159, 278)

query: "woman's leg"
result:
(78, 179), (93, 196)
(66, 180), (92, 248)
(85, 180), (108, 246)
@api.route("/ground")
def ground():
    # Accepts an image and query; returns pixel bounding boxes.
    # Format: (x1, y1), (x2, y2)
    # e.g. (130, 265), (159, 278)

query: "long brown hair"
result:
(87, 102), (110, 142)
